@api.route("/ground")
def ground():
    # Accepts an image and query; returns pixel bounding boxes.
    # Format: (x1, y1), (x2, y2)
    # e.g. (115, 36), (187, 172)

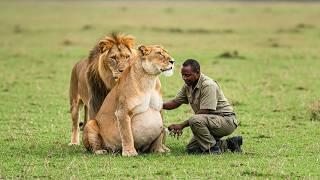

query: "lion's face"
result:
(138, 45), (175, 76)
(98, 35), (135, 80)
(100, 45), (133, 80)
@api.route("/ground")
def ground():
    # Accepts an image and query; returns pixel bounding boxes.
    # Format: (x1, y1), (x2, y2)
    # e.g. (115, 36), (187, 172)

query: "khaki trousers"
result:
(186, 114), (238, 152)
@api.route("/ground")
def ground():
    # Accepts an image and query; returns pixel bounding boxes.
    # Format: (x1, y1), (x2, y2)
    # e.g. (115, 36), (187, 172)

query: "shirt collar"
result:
(194, 73), (204, 89)
(187, 73), (203, 92)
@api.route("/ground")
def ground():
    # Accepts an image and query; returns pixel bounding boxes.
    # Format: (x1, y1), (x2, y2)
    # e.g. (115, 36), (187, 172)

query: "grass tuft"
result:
(309, 100), (320, 121)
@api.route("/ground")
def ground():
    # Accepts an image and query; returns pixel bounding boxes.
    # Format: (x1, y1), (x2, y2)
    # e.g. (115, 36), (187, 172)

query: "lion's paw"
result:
(94, 150), (108, 155)
(122, 149), (138, 157)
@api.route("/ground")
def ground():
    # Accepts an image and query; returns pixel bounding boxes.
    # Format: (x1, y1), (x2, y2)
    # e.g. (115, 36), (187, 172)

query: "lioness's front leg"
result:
(149, 128), (171, 153)
(115, 107), (138, 157)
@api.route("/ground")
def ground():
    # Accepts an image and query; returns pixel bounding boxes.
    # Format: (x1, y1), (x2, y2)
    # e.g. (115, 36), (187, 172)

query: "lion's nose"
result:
(169, 60), (175, 64)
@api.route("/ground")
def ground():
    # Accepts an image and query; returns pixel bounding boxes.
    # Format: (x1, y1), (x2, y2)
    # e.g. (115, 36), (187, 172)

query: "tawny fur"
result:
(69, 33), (135, 146)
(83, 45), (174, 156)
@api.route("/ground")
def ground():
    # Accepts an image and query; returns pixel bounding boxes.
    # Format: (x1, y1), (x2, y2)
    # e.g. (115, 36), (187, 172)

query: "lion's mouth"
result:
(161, 67), (173, 72)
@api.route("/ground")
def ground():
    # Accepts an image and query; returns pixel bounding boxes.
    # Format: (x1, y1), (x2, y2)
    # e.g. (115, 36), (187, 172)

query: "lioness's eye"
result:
(156, 52), (164, 57)
(125, 55), (130, 59)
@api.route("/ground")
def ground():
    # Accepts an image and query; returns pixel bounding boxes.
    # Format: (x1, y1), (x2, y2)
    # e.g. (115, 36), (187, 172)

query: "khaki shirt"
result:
(173, 74), (234, 114)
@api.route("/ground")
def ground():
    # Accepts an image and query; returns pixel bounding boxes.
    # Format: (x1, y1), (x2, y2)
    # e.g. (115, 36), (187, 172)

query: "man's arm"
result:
(163, 100), (181, 110)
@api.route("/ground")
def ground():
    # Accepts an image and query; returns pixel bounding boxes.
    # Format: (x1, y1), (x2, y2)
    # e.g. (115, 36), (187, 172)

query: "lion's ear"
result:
(98, 39), (114, 53)
(138, 45), (151, 56)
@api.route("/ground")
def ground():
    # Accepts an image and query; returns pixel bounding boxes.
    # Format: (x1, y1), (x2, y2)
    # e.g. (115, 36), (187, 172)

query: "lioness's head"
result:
(98, 33), (135, 80)
(138, 45), (175, 76)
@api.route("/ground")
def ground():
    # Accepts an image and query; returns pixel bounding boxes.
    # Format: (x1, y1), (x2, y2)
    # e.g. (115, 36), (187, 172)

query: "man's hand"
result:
(168, 124), (183, 138)
(168, 124), (183, 131)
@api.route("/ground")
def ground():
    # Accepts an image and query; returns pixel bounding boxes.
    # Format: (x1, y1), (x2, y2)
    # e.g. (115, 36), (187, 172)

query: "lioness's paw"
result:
(68, 142), (80, 146)
(162, 145), (171, 153)
(122, 149), (138, 157)
(152, 146), (170, 153)
(94, 150), (108, 155)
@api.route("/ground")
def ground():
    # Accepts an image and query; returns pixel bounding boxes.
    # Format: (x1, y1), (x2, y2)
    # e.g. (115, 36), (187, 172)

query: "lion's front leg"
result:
(149, 128), (171, 153)
(115, 108), (138, 157)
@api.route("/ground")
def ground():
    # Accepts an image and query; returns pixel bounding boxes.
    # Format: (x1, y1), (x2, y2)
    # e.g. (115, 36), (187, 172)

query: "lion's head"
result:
(97, 33), (135, 80)
(87, 33), (135, 114)
(138, 45), (175, 77)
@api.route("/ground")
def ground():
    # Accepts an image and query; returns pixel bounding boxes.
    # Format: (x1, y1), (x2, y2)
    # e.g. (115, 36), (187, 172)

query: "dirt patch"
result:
(13, 24), (23, 34)
(295, 86), (308, 91)
(265, 38), (287, 48)
(62, 39), (73, 46)
(276, 28), (301, 34)
(216, 50), (245, 59)
(147, 27), (233, 34)
(82, 24), (93, 31)
(295, 23), (315, 29)
(164, 7), (174, 13)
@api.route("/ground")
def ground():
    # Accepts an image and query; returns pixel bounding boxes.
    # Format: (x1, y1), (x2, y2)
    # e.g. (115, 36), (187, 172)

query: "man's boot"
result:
(208, 143), (221, 154)
(226, 136), (243, 153)
(186, 147), (203, 154)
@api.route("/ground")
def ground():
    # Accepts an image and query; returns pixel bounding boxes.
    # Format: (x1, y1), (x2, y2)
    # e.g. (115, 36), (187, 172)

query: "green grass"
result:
(1, 1), (320, 178)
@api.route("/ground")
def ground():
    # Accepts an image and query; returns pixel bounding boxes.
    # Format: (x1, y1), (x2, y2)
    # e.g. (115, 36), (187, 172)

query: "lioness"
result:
(69, 33), (135, 145)
(83, 45), (175, 156)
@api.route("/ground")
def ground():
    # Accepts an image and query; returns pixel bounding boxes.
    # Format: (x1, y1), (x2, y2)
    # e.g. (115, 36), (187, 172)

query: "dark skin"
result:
(162, 65), (212, 135)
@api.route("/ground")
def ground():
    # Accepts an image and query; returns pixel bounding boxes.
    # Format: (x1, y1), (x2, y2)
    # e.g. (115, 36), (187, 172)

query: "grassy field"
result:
(1, 1), (320, 178)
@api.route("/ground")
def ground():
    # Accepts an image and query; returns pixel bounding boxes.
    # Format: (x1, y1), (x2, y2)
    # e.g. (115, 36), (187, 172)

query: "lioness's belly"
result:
(101, 108), (162, 151)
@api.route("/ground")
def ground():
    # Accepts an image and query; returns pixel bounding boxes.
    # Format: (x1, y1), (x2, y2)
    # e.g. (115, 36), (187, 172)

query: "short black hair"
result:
(182, 59), (200, 73)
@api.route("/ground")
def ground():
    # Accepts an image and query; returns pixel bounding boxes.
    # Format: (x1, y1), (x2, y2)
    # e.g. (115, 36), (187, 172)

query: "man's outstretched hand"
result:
(168, 124), (183, 138)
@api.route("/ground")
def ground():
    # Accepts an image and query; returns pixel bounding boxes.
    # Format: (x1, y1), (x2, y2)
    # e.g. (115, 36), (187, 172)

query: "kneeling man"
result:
(163, 59), (242, 154)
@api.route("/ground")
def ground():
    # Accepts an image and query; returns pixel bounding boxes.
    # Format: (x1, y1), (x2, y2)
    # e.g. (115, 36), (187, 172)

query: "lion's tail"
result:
(69, 62), (80, 110)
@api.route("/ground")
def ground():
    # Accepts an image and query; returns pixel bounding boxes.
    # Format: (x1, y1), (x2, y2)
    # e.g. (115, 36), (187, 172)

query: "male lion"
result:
(83, 45), (175, 156)
(69, 33), (135, 145)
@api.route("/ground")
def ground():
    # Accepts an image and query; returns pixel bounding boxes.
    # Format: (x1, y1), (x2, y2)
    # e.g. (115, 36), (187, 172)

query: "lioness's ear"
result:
(138, 45), (151, 56)
(98, 38), (114, 53)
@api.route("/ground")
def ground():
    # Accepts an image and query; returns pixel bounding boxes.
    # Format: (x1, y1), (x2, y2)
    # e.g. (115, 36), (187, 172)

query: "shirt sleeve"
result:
(199, 84), (218, 110)
(173, 85), (189, 104)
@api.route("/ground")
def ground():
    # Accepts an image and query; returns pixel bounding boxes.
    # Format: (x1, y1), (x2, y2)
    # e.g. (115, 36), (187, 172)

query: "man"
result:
(163, 59), (242, 154)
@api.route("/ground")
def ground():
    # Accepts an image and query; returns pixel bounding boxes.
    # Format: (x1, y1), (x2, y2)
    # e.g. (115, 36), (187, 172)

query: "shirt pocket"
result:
(192, 97), (199, 106)
(187, 95), (192, 104)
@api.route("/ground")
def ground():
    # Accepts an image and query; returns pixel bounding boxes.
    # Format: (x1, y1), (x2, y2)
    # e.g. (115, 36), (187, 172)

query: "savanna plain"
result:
(0, 1), (320, 179)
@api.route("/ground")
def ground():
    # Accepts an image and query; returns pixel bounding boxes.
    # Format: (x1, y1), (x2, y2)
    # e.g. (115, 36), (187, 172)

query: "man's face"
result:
(181, 65), (200, 86)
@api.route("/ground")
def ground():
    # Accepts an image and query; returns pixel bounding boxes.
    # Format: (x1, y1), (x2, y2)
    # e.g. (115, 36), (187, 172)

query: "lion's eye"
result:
(125, 55), (130, 59)
(109, 58), (117, 65)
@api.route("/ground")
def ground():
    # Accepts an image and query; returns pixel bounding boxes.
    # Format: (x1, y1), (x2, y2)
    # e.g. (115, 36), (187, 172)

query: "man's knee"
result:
(189, 114), (207, 128)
